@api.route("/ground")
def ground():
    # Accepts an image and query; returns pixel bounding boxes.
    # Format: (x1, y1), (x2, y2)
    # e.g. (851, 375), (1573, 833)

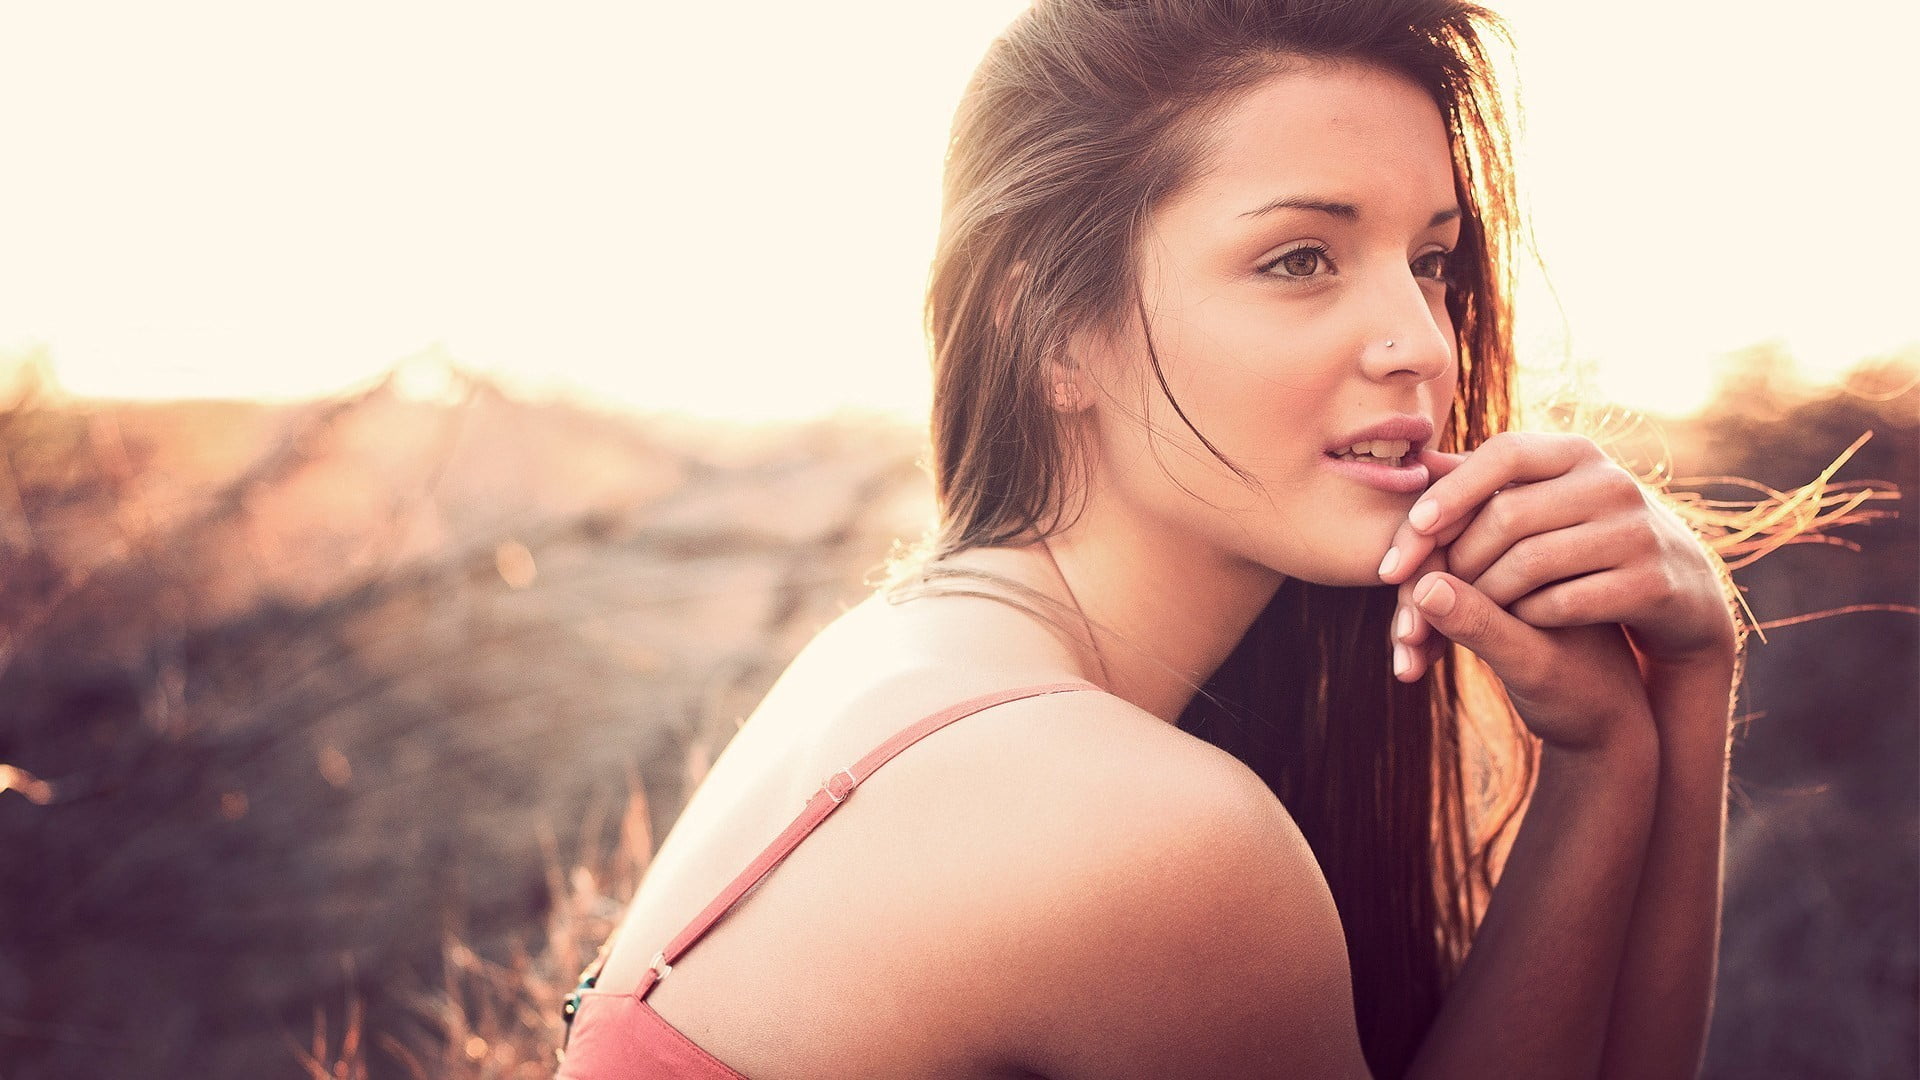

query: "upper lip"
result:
(1325, 415), (1434, 455)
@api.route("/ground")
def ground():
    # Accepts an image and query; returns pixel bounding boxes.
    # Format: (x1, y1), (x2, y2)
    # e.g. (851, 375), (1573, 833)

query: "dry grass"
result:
(293, 775), (663, 1080)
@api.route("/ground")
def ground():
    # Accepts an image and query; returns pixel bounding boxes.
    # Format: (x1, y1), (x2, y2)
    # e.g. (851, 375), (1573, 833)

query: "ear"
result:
(1048, 347), (1090, 413)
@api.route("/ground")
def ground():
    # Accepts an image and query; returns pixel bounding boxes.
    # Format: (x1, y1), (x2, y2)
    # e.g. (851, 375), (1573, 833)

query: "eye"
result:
(1258, 242), (1334, 280)
(1412, 248), (1455, 283)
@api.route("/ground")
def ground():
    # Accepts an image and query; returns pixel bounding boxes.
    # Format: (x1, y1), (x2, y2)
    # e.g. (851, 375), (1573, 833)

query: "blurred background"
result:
(1, 1), (1914, 1077)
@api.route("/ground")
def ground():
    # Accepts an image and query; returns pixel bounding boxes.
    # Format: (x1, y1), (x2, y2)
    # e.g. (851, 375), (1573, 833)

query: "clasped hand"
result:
(1378, 432), (1738, 750)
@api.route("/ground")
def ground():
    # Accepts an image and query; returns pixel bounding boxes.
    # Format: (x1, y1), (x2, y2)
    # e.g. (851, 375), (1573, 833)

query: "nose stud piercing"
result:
(1385, 340), (1396, 348)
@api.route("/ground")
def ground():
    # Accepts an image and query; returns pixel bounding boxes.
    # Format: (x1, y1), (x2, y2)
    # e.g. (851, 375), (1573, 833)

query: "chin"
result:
(1322, 568), (1394, 590)
(1290, 535), (1388, 587)
(1246, 530), (1397, 590)
(1274, 556), (1391, 591)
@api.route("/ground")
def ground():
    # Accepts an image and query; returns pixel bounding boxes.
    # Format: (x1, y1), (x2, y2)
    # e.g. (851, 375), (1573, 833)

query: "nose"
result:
(1360, 282), (1454, 385)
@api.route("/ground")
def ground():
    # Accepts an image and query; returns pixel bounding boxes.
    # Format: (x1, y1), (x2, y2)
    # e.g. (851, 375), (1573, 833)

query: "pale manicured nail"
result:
(1395, 606), (1414, 640)
(1410, 499), (1439, 531)
(1393, 643), (1410, 677)
(1378, 547), (1401, 579)
(1415, 577), (1456, 617)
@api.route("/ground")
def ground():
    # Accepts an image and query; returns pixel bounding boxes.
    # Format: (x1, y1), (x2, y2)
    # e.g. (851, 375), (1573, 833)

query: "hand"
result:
(1394, 553), (1655, 754)
(1382, 433), (1739, 676)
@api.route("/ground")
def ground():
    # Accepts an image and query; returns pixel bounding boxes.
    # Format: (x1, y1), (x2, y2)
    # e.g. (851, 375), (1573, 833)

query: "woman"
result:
(557, 0), (1743, 1076)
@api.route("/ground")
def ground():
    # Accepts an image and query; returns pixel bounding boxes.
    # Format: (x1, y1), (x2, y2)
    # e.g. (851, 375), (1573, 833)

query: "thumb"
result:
(1410, 570), (1546, 687)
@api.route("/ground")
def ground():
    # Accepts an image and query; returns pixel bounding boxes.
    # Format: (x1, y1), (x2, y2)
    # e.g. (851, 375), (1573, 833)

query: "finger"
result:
(1408, 569), (1554, 693)
(1392, 545), (1448, 681)
(1469, 518), (1647, 611)
(1395, 602), (1433, 647)
(1402, 432), (1601, 544)
(1379, 448), (1468, 584)
(1444, 467), (1644, 585)
(1394, 611), (1451, 682)
(1397, 604), (1454, 681)
(1390, 541), (1443, 676)
(1506, 564), (1673, 630)
(1394, 542), (1447, 640)
(1415, 445), (1468, 484)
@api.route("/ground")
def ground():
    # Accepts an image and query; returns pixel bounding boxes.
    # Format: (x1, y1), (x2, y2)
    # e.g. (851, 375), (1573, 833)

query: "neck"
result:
(936, 480), (1284, 725)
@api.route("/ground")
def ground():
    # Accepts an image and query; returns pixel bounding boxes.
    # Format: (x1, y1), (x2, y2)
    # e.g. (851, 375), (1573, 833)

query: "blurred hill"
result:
(0, 348), (1912, 1079)
(0, 364), (935, 1077)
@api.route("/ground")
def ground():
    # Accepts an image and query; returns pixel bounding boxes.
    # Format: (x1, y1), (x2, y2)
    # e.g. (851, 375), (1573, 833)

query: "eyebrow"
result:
(1239, 195), (1460, 229)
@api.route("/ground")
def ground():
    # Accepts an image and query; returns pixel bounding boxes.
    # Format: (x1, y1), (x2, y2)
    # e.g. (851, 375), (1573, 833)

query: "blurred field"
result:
(0, 348), (1913, 1079)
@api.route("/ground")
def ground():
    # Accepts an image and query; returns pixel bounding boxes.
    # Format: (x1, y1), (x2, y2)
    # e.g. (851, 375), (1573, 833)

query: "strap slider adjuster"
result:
(823, 766), (857, 804)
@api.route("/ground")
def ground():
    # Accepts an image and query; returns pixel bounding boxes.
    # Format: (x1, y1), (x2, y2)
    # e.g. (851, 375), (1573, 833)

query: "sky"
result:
(2, 1), (1915, 422)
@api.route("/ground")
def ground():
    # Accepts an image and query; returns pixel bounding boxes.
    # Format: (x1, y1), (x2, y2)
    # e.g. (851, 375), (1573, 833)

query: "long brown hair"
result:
(882, 1), (1535, 1076)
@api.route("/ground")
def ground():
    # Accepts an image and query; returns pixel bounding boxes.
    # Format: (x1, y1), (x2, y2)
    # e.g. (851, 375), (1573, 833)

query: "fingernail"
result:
(1414, 577), (1455, 617)
(1410, 499), (1439, 532)
(1378, 548), (1400, 579)
(1393, 643), (1409, 677)
(1395, 605), (1414, 639)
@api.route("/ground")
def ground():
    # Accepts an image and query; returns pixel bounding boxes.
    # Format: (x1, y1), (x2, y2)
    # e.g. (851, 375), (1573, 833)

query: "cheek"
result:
(1179, 348), (1347, 462)
(1125, 298), (1353, 473)
(1174, 370), (1346, 487)
(1181, 308), (1350, 402)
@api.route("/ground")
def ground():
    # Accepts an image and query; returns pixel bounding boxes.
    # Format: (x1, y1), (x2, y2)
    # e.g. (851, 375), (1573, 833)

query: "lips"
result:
(1321, 448), (1430, 494)
(1324, 415), (1434, 459)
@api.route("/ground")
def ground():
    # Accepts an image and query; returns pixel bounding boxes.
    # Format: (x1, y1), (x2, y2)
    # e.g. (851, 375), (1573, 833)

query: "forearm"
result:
(1407, 725), (1659, 1080)
(1597, 653), (1737, 1079)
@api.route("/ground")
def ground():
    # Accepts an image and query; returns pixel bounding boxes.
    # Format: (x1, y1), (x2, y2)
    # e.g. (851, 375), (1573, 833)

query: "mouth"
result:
(1320, 439), (1430, 494)
(1323, 438), (1420, 468)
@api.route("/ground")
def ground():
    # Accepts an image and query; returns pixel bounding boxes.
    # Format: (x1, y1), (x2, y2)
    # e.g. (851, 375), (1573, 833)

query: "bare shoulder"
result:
(969, 691), (1375, 1080)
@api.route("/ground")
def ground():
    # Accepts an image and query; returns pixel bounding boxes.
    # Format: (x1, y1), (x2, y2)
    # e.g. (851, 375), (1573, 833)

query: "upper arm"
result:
(976, 721), (1376, 1080)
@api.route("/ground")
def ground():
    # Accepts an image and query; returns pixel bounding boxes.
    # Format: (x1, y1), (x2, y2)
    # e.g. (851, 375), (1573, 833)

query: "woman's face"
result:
(1072, 60), (1462, 588)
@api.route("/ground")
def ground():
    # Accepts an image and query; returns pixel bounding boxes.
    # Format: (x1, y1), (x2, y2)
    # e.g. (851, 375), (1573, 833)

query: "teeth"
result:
(1328, 437), (1411, 467)
(1334, 450), (1404, 467)
(1342, 439), (1411, 457)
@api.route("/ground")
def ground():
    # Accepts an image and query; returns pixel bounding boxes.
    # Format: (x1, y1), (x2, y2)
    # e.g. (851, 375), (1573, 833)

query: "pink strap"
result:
(634, 679), (1102, 1001)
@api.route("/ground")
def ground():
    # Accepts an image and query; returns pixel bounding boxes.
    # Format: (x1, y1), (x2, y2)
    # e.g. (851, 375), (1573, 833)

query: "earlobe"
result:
(1048, 352), (1089, 413)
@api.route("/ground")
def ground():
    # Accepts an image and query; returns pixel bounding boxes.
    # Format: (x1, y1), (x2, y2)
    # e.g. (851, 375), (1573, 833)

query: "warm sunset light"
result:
(6, 7), (1912, 1078)
(2, 0), (1914, 421)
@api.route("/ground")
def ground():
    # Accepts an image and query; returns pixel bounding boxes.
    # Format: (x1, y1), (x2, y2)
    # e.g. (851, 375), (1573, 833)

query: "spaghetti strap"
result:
(629, 679), (1103, 1002)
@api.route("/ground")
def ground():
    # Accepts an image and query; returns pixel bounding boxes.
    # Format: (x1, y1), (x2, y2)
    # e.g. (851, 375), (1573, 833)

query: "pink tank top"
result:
(553, 680), (1104, 1079)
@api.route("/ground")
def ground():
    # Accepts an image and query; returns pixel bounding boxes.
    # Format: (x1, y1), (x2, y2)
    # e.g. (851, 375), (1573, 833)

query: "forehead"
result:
(1170, 61), (1457, 224)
